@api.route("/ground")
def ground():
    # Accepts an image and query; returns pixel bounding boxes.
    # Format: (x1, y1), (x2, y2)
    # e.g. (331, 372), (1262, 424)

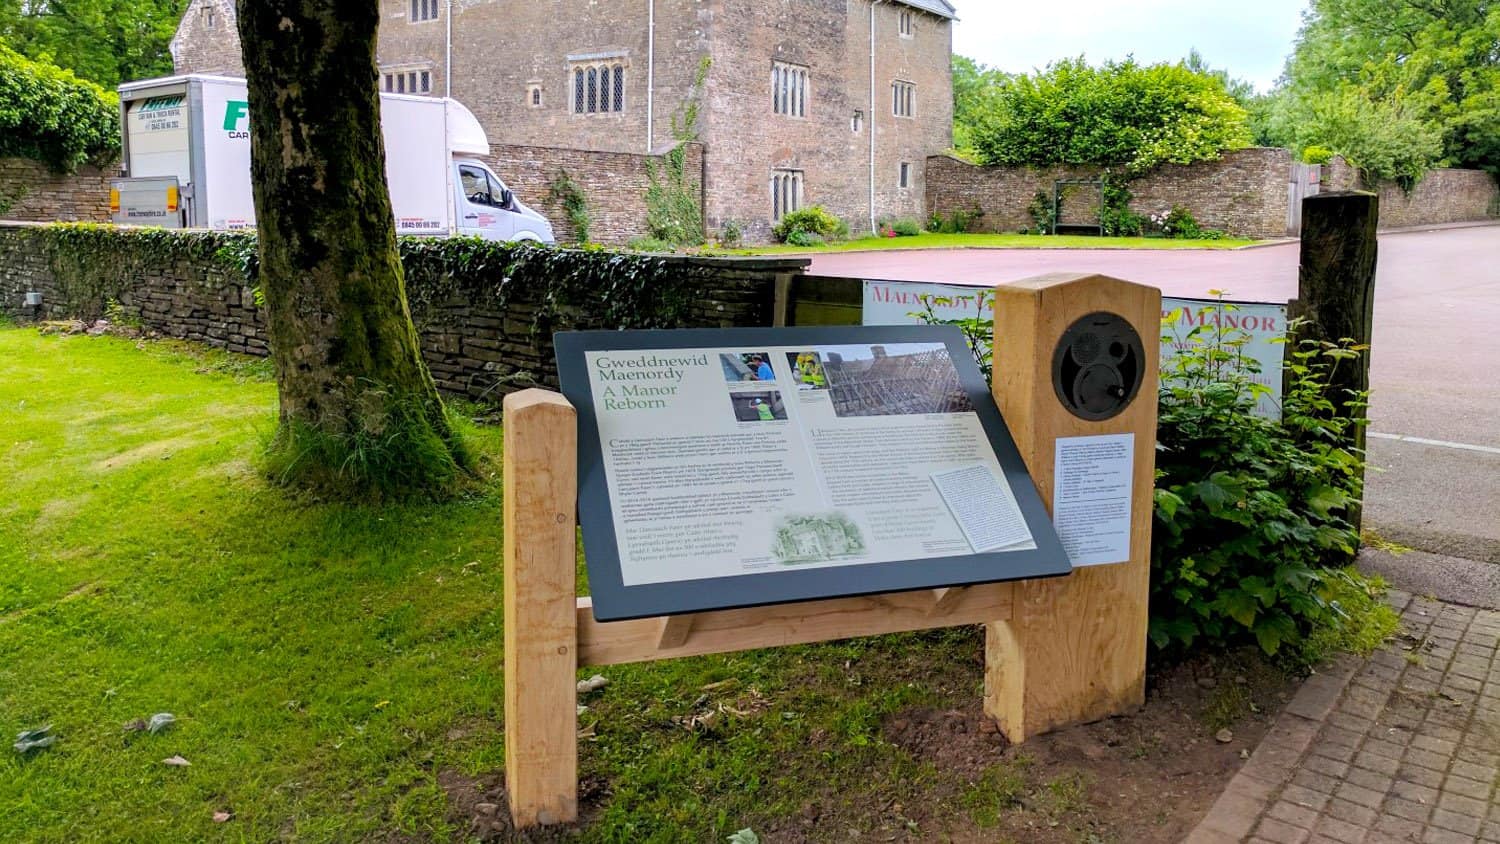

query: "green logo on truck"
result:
(223, 101), (250, 137)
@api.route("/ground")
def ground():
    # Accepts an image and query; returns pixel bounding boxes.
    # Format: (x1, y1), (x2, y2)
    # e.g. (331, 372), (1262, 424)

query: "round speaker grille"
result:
(1070, 332), (1101, 365)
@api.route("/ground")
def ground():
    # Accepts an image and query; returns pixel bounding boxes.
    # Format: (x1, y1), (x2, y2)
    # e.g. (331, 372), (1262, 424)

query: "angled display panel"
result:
(555, 325), (1070, 621)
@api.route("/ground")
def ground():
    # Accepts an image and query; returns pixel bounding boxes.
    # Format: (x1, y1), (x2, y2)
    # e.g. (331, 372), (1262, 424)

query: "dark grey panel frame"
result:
(555, 325), (1071, 622)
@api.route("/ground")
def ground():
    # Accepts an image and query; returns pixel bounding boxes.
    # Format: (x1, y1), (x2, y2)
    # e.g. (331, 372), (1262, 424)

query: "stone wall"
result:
(0, 222), (804, 399)
(925, 147), (1293, 239)
(1323, 161), (1498, 228)
(0, 158), (119, 224)
(486, 142), (703, 245)
(929, 149), (1499, 239)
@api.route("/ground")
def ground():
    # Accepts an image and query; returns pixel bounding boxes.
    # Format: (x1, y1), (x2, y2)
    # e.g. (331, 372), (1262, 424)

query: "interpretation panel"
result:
(555, 326), (1069, 621)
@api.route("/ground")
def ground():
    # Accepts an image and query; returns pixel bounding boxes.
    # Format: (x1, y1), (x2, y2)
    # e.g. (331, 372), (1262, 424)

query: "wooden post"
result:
(1296, 191), (1378, 537)
(984, 273), (1160, 743)
(503, 389), (579, 826)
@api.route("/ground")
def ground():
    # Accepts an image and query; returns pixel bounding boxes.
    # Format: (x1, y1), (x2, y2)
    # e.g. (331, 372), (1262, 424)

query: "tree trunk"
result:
(236, 0), (464, 497)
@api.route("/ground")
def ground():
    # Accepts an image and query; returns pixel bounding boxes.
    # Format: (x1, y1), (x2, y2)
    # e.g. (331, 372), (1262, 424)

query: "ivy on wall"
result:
(644, 57), (710, 247)
(546, 170), (591, 245)
(21, 224), (701, 334)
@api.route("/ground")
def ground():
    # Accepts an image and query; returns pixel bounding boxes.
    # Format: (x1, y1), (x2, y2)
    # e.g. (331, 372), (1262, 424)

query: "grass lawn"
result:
(0, 327), (1008, 842)
(711, 231), (1262, 255)
(0, 327), (1390, 843)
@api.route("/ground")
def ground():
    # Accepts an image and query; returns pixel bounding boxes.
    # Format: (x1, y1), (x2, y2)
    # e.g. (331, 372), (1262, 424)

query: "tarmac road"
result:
(807, 224), (1500, 564)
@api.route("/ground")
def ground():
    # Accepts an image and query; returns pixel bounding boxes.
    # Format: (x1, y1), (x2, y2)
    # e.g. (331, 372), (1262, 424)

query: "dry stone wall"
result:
(0, 222), (802, 399)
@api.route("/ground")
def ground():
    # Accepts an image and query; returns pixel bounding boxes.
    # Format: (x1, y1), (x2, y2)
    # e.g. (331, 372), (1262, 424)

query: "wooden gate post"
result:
(984, 273), (1161, 742)
(503, 389), (579, 826)
(1296, 191), (1378, 540)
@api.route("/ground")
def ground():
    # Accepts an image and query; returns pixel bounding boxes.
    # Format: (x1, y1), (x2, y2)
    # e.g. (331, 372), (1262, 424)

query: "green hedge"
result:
(0, 45), (120, 172)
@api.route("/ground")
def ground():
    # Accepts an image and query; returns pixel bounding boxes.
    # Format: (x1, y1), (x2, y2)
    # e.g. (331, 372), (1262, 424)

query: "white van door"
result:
(455, 163), (516, 241)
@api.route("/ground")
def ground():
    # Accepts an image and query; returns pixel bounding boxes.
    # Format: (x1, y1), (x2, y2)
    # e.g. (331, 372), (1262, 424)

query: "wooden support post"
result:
(984, 273), (1161, 743)
(503, 389), (579, 827)
(1297, 191), (1379, 538)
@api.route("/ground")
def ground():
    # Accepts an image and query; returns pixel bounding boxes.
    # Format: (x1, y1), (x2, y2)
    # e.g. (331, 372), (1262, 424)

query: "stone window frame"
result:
(409, 0), (440, 23)
(528, 83), (544, 108)
(772, 61), (810, 118)
(892, 80), (916, 118)
(771, 169), (804, 222)
(851, 109), (864, 134)
(898, 10), (914, 37)
(382, 64), (434, 96)
(569, 53), (628, 116)
(202, 4), (217, 30)
(899, 162), (910, 189)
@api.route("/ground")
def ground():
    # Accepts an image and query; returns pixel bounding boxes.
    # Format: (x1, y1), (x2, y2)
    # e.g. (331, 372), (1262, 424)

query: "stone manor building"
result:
(170, 0), (956, 241)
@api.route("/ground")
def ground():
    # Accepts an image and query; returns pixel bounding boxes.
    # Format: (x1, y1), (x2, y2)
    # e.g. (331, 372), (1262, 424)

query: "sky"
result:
(950, 0), (1311, 93)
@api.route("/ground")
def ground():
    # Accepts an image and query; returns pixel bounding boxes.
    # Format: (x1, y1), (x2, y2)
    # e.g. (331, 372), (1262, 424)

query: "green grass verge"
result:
(0, 328), (990, 842)
(709, 231), (1262, 255)
(0, 327), (1397, 842)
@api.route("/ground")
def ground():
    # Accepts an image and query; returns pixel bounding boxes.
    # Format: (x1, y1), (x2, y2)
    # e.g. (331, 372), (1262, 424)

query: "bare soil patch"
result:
(758, 648), (1297, 843)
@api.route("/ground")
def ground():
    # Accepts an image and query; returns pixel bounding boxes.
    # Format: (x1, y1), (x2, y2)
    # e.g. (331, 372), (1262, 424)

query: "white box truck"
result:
(113, 74), (554, 243)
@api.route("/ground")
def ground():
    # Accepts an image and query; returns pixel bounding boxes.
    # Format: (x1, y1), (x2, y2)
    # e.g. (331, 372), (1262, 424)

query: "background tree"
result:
(967, 57), (1252, 172)
(1267, 0), (1499, 180)
(236, 0), (466, 498)
(0, 0), (187, 88)
(950, 55), (1008, 160)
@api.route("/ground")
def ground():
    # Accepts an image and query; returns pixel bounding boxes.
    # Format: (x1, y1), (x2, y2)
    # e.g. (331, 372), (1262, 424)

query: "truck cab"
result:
(454, 159), (552, 243)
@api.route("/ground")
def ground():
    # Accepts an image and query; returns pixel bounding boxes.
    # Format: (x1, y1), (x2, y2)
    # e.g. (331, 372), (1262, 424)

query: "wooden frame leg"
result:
(503, 389), (579, 827)
(984, 274), (1160, 742)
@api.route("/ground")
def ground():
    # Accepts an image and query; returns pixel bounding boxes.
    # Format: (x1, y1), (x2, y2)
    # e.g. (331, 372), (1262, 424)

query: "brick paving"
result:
(1187, 591), (1500, 844)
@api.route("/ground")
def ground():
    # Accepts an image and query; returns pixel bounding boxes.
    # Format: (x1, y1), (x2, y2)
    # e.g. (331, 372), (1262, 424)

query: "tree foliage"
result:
(950, 55), (1007, 159)
(967, 57), (1252, 173)
(0, 43), (119, 171)
(0, 0), (186, 88)
(1268, 0), (1500, 180)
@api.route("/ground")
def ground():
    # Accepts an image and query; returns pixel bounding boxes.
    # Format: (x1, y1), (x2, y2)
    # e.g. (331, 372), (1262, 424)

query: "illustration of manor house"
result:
(169, 0), (955, 242)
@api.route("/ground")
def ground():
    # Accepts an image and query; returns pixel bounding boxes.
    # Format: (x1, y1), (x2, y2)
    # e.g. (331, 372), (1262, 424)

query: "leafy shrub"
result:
(1152, 302), (1374, 657)
(784, 229), (825, 248)
(772, 206), (847, 243)
(627, 236), (677, 253)
(971, 57), (1252, 173)
(914, 293), (1386, 664)
(1159, 205), (1203, 239)
(1099, 177), (1143, 236)
(1026, 191), (1055, 234)
(886, 218), (923, 237)
(928, 207), (983, 234)
(1301, 145), (1335, 165)
(0, 44), (119, 172)
(718, 219), (743, 249)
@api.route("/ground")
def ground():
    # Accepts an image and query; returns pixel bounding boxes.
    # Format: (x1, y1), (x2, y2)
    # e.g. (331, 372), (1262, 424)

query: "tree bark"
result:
(236, 0), (464, 496)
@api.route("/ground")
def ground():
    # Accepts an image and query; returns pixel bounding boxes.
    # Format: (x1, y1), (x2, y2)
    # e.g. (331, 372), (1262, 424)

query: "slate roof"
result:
(895, 0), (957, 19)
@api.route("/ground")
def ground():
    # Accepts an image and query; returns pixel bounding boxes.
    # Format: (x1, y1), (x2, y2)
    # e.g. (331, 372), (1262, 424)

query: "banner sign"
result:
(862, 279), (1288, 419)
(556, 326), (1070, 621)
